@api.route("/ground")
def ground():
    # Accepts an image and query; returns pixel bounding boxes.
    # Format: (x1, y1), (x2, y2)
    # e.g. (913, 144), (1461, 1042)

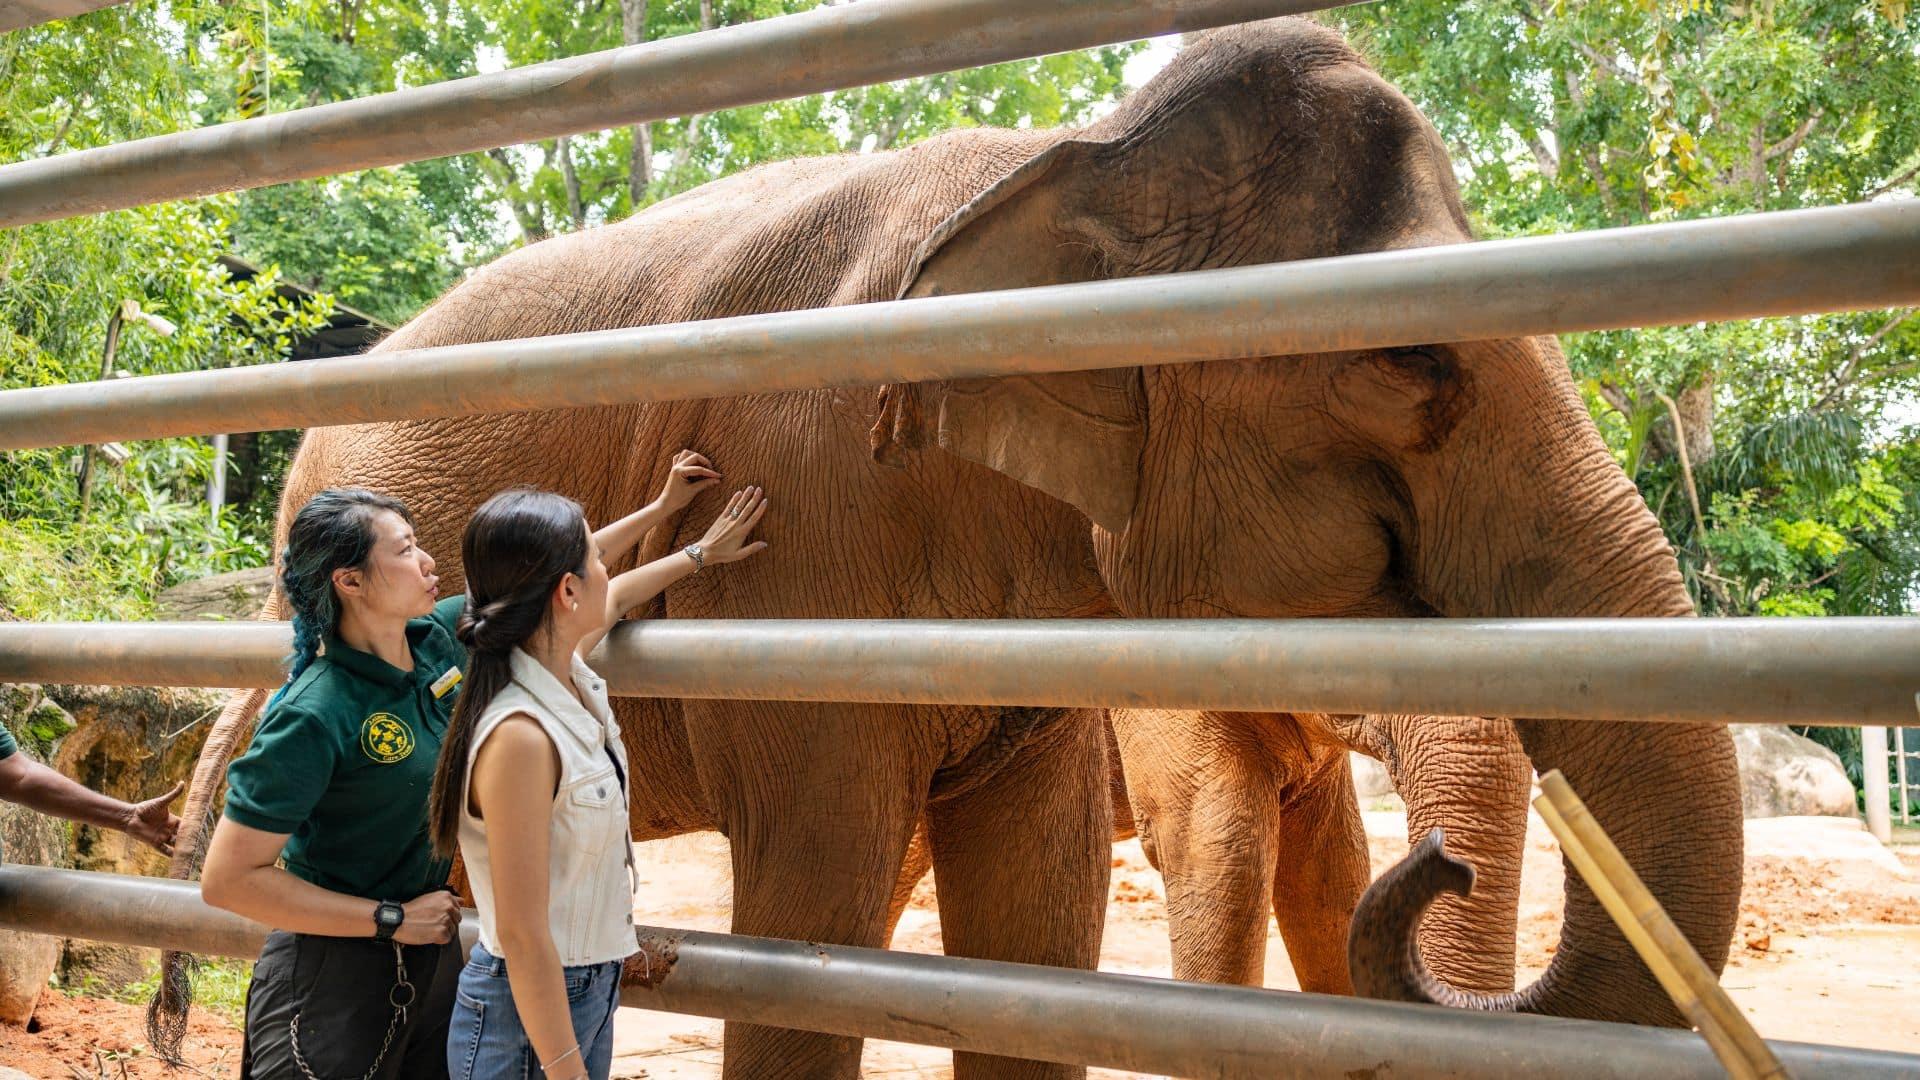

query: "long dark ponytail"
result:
(428, 488), (588, 858)
(270, 488), (414, 710)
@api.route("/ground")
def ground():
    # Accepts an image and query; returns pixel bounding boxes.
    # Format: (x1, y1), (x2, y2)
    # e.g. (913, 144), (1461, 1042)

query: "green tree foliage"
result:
(1331, 0), (1920, 618)
(1, 0), (1140, 620)
(1, 3), (330, 619)
(463, 0), (1137, 239)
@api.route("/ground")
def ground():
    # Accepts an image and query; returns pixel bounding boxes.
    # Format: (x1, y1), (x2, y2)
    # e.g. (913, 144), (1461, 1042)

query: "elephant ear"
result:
(869, 139), (1146, 535)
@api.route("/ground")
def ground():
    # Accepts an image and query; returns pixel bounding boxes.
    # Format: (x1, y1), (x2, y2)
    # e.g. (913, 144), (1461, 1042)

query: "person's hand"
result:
(396, 889), (461, 945)
(696, 486), (769, 565)
(122, 781), (184, 856)
(656, 450), (722, 515)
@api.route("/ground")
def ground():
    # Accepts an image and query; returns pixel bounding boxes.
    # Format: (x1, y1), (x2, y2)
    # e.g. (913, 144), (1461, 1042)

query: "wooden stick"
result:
(1534, 769), (1790, 1080)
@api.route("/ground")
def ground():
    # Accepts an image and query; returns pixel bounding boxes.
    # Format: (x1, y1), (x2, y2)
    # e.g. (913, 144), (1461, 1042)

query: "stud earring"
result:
(570, 601), (579, 611)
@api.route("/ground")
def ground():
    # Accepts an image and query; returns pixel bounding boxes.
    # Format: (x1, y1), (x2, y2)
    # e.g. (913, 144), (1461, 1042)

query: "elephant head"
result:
(871, 18), (1740, 1025)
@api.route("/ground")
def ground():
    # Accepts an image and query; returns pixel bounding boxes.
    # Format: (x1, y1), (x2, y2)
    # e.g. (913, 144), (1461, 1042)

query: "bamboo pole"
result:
(1534, 770), (1789, 1080)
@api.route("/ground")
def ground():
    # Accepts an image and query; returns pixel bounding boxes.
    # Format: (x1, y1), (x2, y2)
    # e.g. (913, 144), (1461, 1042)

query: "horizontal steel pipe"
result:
(0, 866), (1911, 1079)
(0, 0), (1341, 228)
(1, 201), (1915, 451)
(0, 0), (129, 32)
(2, 617), (1915, 726)
(0, 866), (474, 963)
(629, 927), (1916, 1079)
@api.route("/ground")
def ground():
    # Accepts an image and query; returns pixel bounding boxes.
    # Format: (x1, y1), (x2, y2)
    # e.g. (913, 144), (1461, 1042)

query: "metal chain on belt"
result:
(289, 941), (416, 1080)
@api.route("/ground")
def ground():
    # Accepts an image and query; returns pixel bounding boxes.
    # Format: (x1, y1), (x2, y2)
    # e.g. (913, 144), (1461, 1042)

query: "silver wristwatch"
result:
(683, 543), (706, 573)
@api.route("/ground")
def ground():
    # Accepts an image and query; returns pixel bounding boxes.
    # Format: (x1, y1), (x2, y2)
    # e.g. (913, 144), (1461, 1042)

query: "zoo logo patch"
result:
(360, 713), (416, 764)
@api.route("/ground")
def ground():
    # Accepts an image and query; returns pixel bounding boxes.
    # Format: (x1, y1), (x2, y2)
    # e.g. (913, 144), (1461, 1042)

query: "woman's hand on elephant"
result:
(656, 450), (722, 514)
(697, 486), (769, 565)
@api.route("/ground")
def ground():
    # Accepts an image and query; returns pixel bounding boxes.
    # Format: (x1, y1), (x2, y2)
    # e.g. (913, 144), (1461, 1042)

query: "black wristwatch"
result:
(373, 900), (405, 942)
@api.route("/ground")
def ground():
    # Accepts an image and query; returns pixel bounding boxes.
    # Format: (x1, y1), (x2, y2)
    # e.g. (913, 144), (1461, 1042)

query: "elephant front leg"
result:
(693, 701), (932, 1080)
(925, 711), (1111, 1080)
(1112, 709), (1281, 988)
(1377, 714), (1531, 994)
(1268, 750), (1369, 995)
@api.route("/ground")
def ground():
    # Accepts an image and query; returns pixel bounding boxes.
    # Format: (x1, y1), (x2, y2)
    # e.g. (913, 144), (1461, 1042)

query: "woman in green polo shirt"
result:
(198, 455), (719, 1080)
(202, 487), (468, 1080)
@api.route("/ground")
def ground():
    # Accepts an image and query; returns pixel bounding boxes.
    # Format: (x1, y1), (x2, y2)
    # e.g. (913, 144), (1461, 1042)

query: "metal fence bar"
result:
(0, 0), (1346, 228)
(0, 0), (128, 32)
(4, 617), (1916, 726)
(3, 200), (1916, 452)
(0, 865), (1911, 1079)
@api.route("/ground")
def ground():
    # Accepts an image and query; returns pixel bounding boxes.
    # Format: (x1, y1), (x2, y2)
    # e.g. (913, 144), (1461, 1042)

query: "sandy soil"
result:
(0, 992), (241, 1078)
(4, 813), (1915, 1079)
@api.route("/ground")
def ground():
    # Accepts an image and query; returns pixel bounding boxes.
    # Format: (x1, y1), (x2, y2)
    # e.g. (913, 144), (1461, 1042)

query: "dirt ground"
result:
(4, 813), (1916, 1078)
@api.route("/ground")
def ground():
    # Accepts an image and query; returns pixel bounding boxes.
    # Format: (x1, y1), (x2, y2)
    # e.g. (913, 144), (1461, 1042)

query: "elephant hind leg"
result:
(1268, 749), (1369, 995)
(925, 711), (1111, 1080)
(883, 821), (933, 946)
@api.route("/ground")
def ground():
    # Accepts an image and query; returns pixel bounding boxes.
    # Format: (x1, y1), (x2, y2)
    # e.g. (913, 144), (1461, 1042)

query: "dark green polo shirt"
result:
(224, 595), (467, 902)
(0, 725), (16, 761)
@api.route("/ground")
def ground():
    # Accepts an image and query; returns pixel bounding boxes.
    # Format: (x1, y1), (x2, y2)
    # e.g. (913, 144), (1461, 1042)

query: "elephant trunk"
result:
(148, 590), (283, 1060)
(1354, 454), (1744, 1025)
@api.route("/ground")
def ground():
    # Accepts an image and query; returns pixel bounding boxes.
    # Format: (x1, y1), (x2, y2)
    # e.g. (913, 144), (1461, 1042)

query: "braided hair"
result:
(269, 488), (415, 710)
(427, 487), (588, 857)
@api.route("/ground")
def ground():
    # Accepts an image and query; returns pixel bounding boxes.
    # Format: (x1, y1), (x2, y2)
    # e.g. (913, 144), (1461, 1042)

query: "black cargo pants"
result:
(242, 930), (461, 1080)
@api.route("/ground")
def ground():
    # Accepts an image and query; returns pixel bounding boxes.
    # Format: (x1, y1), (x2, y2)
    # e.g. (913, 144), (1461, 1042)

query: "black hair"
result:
(269, 488), (414, 710)
(428, 487), (588, 857)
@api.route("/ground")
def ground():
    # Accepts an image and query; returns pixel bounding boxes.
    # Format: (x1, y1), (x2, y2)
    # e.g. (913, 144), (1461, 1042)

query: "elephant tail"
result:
(147, 593), (280, 1061)
(1349, 827), (1643, 1020)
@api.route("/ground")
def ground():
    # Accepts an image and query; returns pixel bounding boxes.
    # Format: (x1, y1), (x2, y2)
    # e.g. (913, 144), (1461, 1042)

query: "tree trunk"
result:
(483, 147), (549, 245)
(671, 0), (720, 175)
(620, 0), (652, 208)
(1675, 372), (1715, 468)
(557, 135), (586, 228)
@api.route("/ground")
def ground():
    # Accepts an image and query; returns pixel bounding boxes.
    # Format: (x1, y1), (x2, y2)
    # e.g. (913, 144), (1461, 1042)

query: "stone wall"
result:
(0, 682), (226, 1021)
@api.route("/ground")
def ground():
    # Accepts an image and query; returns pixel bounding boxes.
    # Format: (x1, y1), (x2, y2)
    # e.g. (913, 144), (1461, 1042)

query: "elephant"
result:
(889, 711), (1531, 999)
(1110, 710), (1531, 996)
(170, 15), (1743, 1076)
(860, 15), (1741, 1025)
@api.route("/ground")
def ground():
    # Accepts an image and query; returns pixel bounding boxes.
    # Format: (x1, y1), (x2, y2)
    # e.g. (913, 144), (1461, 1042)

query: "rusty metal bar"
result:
(0, 865), (1912, 1078)
(0, 0), (1344, 228)
(2, 616), (1915, 726)
(3, 199), (1916, 452)
(0, 0), (127, 32)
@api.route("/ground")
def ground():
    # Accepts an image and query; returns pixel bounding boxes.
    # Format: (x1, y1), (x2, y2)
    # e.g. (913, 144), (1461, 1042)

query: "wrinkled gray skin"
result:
(178, 17), (1741, 1079)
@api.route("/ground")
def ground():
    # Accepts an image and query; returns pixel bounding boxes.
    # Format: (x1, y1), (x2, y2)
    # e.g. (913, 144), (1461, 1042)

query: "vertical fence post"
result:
(1863, 725), (1891, 843)
(1898, 726), (1911, 827)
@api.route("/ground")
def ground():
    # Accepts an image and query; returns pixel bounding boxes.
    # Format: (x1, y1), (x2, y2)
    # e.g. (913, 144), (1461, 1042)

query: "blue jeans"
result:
(446, 944), (623, 1080)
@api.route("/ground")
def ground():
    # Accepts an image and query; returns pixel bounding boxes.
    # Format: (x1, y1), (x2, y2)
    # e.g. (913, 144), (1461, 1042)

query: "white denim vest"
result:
(459, 647), (637, 966)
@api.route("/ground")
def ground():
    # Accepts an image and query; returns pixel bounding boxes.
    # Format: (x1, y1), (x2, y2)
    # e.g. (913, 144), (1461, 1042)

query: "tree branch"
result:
(1815, 308), (1918, 409)
(1561, 67), (1620, 219)
(1866, 158), (1920, 199)
(1763, 109), (1821, 162)
(481, 147), (548, 245)
(1516, 2), (1631, 80)
(42, 101), (79, 156)
(871, 74), (944, 152)
(1523, 126), (1560, 178)
(1654, 389), (1724, 602)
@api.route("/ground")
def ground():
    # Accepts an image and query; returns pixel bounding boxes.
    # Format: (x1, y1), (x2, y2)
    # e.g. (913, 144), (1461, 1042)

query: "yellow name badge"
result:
(431, 666), (463, 699)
